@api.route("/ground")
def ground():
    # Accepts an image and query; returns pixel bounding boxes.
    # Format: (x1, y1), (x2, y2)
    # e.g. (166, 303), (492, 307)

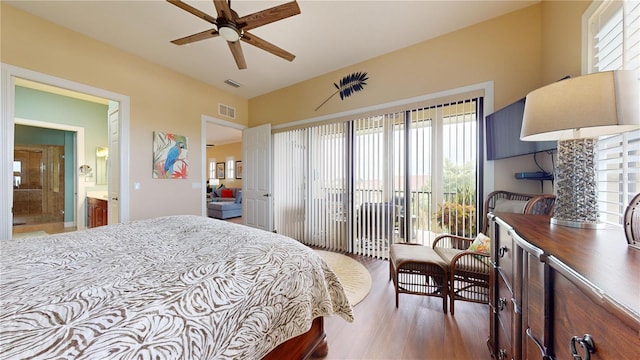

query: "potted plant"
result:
(435, 186), (477, 237)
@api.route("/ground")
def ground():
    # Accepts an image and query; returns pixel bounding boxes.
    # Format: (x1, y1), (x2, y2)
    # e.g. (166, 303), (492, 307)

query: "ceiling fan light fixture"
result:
(218, 24), (240, 42)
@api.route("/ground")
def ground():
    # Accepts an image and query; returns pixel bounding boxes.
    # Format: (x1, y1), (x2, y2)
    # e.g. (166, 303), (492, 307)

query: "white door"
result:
(108, 101), (119, 224)
(243, 124), (273, 231)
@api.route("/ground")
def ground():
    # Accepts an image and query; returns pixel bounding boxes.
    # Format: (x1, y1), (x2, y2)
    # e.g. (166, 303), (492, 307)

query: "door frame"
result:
(14, 118), (85, 229)
(1, 63), (131, 240)
(200, 114), (246, 217)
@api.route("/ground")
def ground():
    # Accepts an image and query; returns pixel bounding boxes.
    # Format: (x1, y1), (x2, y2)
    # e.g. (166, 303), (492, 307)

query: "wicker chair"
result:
(435, 191), (556, 315)
(390, 191), (556, 315)
(431, 234), (490, 315)
(624, 192), (640, 249)
(482, 190), (556, 233)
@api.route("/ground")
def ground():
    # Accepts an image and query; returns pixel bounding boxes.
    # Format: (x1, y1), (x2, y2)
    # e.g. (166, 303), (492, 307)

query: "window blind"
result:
(273, 96), (481, 259)
(273, 129), (307, 241)
(586, 0), (640, 224)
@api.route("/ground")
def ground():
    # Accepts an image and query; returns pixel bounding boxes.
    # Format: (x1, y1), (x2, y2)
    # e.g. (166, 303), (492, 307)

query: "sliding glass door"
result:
(273, 96), (482, 259)
(352, 113), (404, 257)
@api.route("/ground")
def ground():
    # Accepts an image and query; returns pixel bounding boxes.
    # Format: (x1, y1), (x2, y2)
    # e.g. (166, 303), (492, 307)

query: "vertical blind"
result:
(273, 96), (481, 259)
(308, 123), (348, 251)
(352, 113), (403, 258)
(587, 0), (640, 224)
(273, 129), (307, 240)
(431, 101), (479, 239)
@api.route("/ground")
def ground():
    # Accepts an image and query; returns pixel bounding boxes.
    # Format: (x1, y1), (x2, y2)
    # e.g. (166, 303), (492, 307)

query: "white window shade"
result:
(585, 0), (640, 225)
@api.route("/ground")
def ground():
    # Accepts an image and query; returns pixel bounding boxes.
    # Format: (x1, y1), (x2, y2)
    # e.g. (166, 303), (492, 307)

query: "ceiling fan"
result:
(167, 0), (301, 70)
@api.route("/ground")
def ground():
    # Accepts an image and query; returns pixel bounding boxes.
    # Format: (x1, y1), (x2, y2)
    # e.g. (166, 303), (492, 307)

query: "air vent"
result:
(224, 79), (241, 88)
(218, 103), (236, 119)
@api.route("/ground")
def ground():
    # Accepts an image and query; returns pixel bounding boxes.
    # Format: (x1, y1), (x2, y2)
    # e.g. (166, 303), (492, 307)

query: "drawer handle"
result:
(570, 334), (595, 360)
(497, 297), (507, 311)
(526, 328), (551, 359)
(498, 246), (508, 258)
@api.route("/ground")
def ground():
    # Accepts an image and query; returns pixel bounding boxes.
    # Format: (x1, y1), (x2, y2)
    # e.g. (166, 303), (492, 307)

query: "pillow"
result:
(214, 184), (226, 197)
(221, 189), (234, 198)
(494, 198), (527, 214)
(468, 232), (491, 254)
(235, 190), (243, 204)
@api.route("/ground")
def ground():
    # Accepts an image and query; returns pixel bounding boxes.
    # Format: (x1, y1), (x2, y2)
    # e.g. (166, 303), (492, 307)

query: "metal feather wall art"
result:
(315, 72), (369, 111)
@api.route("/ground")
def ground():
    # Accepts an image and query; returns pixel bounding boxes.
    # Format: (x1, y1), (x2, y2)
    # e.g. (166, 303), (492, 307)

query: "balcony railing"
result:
(308, 187), (477, 258)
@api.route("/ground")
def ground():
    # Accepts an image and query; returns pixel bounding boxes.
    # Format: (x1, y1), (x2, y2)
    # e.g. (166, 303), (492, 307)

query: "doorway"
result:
(12, 129), (69, 235)
(201, 115), (245, 220)
(1, 63), (131, 241)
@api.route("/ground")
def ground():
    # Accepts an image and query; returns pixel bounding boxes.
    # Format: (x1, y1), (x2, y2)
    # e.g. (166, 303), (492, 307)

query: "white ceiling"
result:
(7, 0), (538, 100)
(7, 0), (537, 145)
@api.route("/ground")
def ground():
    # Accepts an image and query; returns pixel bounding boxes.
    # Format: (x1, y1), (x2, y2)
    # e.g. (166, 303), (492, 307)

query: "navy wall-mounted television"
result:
(485, 97), (557, 160)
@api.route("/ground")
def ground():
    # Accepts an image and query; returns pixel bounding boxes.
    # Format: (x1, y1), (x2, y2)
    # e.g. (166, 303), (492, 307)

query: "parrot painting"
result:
(164, 141), (185, 175)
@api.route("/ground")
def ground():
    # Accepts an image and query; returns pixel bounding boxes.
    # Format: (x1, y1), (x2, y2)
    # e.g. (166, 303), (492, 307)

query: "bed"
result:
(0, 215), (353, 359)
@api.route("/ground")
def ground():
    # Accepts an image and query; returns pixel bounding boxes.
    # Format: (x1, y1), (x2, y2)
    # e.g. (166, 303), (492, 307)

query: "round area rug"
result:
(314, 250), (372, 306)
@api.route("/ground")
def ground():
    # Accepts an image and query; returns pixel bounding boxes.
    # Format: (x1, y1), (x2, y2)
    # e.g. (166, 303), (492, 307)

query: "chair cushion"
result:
(494, 198), (527, 213)
(390, 243), (447, 268)
(235, 190), (243, 204)
(467, 232), (491, 254)
(433, 247), (464, 263)
(434, 247), (489, 273)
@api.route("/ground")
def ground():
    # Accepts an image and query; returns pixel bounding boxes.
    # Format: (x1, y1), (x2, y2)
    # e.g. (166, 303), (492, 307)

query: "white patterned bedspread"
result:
(0, 215), (353, 359)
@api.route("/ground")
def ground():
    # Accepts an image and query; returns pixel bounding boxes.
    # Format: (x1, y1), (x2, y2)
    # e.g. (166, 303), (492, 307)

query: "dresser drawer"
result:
(495, 225), (515, 286)
(496, 317), (514, 360)
(551, 266), (640, 360)
(523, 250), (547, 359)
(496, 272), (514, 347)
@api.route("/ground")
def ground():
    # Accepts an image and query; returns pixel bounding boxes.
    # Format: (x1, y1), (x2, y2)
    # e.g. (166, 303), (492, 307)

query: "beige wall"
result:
(2, 1), (592, 220)
(541, 0), (590, 84)
(1, 4), (248, 220)
(500, 0), (589, 194)
(496, 0), (588, 195)
(206, 142), (243, 189)
(249, 4), (544, 126)
(249, 1), (590, 196)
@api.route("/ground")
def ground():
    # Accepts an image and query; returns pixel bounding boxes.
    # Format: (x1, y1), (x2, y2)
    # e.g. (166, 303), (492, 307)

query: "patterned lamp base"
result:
(552, 138), (605, 229)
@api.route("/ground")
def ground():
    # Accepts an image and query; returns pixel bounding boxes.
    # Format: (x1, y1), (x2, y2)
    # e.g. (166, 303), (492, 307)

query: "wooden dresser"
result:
(488, 213), (640, 360)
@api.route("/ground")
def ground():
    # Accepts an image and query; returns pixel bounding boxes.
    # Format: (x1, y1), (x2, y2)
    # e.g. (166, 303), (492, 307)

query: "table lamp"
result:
(521, 70), (639, 229)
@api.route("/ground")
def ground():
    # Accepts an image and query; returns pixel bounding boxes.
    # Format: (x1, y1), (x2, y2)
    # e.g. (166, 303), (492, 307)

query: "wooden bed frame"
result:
(262, 317), (327, 359)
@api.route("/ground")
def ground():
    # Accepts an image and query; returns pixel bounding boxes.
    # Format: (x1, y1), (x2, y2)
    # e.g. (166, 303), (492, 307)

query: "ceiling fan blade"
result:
(213, 0), (233, 20)
(171, 28), (219, 45)
(167, 0), (217, 24)
(227, 41), (247, 69)
(241, 31), (295, 62)
(236, 1), (301, 31)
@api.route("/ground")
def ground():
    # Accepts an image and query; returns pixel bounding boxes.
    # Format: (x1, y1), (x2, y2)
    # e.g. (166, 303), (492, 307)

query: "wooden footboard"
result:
(262, 317), (327, 360)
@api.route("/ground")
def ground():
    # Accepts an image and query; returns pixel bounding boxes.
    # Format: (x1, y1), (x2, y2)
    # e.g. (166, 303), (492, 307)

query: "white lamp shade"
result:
(521, 70), (640, 141)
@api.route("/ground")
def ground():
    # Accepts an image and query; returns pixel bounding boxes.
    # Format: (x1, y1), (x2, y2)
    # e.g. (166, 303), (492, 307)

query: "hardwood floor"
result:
(323, 253), (492, 360)
(225, 216), (243, 224)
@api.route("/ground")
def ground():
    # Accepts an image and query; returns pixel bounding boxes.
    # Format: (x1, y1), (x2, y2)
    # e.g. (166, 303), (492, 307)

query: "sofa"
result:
(207, 187), (242, 219)
(209, 186), (241, 203)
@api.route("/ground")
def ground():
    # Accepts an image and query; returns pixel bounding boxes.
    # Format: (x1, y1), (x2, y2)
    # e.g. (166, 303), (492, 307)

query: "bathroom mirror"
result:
(96, 147), (109, 185)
